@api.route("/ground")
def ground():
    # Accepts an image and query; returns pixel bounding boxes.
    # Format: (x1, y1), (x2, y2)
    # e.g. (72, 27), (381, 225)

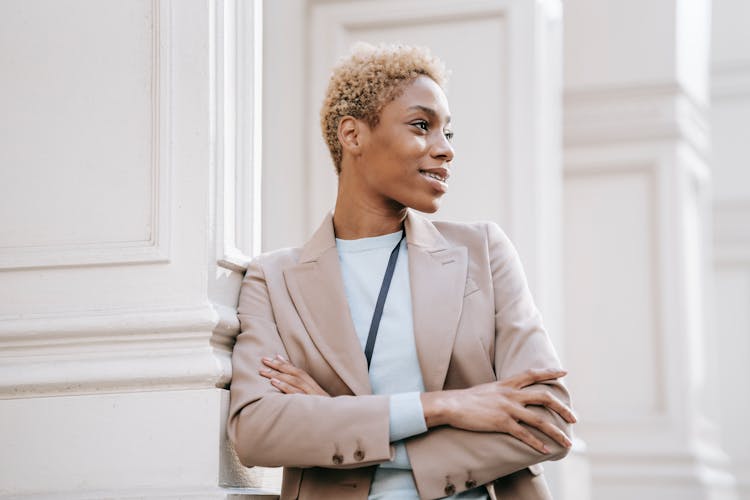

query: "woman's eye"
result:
(412, 120), (429, 131)
(444, 130), (454, 141)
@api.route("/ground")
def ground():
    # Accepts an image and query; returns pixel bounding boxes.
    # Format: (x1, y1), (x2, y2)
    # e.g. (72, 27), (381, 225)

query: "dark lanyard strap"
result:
(364, 231), (406, 369)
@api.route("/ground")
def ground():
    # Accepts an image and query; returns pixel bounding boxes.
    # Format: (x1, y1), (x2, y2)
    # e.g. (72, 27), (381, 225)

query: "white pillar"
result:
(710, 0), (750, 498)
(0, 1), (272, 497)
(563, 0), (738, 498)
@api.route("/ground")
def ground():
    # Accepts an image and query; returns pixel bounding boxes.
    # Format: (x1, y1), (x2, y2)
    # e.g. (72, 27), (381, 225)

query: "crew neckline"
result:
(335, 230), (405, 253)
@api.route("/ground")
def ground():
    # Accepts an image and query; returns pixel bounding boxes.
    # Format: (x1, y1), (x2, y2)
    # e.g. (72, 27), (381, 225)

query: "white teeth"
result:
(421, 171), (446, 183)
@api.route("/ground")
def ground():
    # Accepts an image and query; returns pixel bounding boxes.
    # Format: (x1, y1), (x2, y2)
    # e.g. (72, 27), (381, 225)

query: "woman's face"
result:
(354, 75), (454, 214)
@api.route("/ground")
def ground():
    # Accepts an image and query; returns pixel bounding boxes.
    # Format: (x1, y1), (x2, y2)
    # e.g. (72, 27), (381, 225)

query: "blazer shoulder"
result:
(429, 219), (505, 247)
(247, 246), (303, 275)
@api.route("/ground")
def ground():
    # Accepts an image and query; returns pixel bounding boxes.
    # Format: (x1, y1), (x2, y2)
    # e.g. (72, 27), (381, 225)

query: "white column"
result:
(710, 0), (750, 498)
(0, 0), (272, 497)
(563, 0), (738, 498)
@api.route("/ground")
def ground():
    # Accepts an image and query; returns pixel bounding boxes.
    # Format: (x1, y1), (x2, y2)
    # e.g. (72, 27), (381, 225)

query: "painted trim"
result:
(213, 0), (263, 273)
(564, 83), (710, 162)
(0, 0), (172, 271)
(0, 303), (238, 398)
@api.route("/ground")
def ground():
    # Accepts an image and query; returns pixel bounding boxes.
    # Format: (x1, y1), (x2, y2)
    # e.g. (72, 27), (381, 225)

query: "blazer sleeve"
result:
(227, 256), (393, 469)
(405, 222), (572, 500)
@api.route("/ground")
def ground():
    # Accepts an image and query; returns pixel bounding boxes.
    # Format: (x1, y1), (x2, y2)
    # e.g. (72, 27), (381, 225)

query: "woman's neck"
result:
(333, 187), (406, 240)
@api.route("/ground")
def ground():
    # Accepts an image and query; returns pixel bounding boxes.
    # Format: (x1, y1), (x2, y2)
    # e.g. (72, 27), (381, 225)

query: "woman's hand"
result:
(421, 368), (576, 454)
(259, 355), (331, 397)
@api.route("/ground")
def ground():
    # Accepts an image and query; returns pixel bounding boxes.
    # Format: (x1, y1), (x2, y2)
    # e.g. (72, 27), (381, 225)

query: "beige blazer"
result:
(228, 210), (572, 500)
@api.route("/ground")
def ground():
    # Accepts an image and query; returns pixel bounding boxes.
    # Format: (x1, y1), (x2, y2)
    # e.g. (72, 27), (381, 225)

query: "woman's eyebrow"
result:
(407, 105), (451, 124)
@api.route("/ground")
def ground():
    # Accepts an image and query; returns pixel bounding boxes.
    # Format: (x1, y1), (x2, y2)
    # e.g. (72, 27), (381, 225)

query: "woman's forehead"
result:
(388, 77), (451, 119)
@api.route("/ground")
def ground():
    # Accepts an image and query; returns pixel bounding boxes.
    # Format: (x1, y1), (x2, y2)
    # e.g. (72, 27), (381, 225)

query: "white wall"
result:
(711, 0), (750, 497)
(0, 0), (273, 497)
(563, 0), (744, 498)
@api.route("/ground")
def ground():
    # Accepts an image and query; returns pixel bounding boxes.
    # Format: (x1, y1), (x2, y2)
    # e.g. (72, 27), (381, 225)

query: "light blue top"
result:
(336, 230), (488, 500)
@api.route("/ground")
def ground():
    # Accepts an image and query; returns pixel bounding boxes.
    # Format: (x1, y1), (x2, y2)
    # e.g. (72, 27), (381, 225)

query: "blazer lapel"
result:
(283, 213), (372, 396)
(405, 211), (469, 392)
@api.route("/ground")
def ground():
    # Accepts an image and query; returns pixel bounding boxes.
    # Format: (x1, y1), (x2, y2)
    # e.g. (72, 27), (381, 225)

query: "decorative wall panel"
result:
(564, 164), (663, 420)
(0, 0), (170, 269)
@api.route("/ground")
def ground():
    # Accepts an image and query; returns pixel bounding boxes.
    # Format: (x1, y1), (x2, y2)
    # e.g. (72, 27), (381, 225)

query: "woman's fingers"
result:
(260, 355), (330, 396)
(506, 420), (549, 454)
(260, 367), (307, 393)
(262, 355), (298, 376)
(262, 356), (303, 380)
(522, 390), (578, 423)
(506, 368), (567, 389)
(261, 357), (308, 392)
(513, 407), (572, 450)
(269, 377), (304, 394)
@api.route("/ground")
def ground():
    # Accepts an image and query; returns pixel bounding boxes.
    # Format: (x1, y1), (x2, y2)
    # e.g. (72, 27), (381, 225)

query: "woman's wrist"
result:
(420, 390), (457, 428)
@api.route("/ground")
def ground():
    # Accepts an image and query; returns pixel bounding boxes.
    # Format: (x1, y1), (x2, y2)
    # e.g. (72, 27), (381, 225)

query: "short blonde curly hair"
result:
(320, 42), (449, 174)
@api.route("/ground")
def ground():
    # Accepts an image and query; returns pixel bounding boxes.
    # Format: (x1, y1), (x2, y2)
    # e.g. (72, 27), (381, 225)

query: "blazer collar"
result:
(285, 209), (468, 395)
(296, 211), (337, 263)
(297, 209), (450, 262)
(403, 211), (468, 392)
(404, 209), (451, 250)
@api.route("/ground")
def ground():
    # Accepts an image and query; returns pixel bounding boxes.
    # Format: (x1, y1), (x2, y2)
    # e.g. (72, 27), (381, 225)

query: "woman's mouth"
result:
(420, 170), (447, 182)
(419, 168), (449, 193)
(418, 167), (450, 183)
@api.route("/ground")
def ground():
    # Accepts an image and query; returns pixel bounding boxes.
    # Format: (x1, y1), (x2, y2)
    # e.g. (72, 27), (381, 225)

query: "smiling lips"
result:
(419, 167), (450, 184)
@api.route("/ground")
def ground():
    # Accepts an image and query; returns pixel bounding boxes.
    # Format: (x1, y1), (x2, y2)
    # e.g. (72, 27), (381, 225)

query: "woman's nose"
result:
(432, 133), (455, 163)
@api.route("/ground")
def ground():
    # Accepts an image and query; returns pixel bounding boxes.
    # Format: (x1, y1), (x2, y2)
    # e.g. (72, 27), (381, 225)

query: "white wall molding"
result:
(212, 0), (263, 273)
(562, 1), (734, 488)
(0, 0), (172, 271)
(0, 1), (271, 496)
(564, 139), (736, 498)
(564, 149), (666, 422)
(0, 303), (239, 398)
(565, 83), (709, 161)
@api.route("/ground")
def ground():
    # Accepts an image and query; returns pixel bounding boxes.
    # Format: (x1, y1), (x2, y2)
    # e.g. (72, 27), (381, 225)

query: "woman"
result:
(228, 43), (576, 500)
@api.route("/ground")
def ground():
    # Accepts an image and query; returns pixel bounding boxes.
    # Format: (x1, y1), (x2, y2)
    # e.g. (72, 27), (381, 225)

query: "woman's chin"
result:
(409, 198), (442, 214)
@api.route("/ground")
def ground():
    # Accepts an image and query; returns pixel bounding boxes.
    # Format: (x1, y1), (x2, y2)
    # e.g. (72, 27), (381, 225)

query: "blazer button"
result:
(332, 453), (344, 465)
(444, 483), (456, 496)
(465, 479), (478, 488)
(353, 450), (365, 461)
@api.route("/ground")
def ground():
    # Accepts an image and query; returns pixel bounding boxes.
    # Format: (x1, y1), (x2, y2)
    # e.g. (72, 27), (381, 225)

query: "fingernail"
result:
(262, 356), (272, 362)
(276, 354), (286, 361)
(542, 445), (550, 453)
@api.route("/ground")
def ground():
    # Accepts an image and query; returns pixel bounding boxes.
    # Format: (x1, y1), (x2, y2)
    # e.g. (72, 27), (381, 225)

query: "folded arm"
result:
(236, 222), (576, 493)
(227, 259), (394, 469)
(406, 378), (572, 498)
(403, 222), (576, 497)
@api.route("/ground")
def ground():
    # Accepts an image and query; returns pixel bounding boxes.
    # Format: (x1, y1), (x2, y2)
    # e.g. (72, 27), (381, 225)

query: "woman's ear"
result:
(338, 116), (365, 158)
